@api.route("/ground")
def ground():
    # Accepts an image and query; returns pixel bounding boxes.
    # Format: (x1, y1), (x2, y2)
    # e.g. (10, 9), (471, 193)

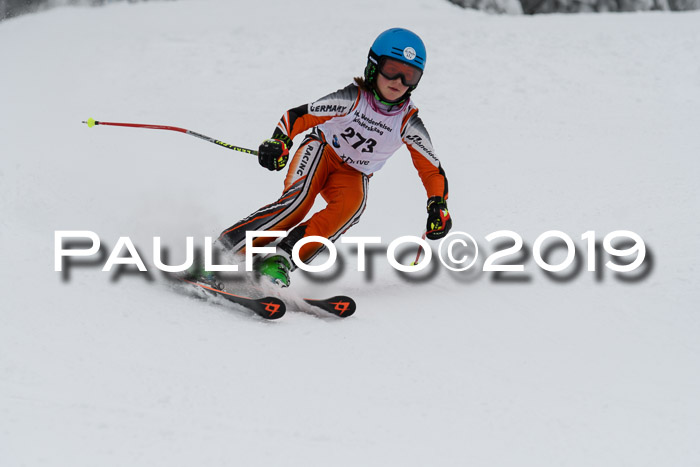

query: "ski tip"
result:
(255, 297), (286, 320)
(331, 296), (356, 317)
(305, 296), (356, 318)
(83, 118), (97, 128)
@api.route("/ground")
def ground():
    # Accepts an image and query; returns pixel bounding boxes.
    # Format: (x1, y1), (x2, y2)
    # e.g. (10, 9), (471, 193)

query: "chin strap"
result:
(372, 87), (411, 107)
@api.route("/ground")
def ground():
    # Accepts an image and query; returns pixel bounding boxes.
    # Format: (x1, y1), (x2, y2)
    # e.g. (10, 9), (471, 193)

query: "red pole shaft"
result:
(84, 118), (258, 155)
(94, 121), (189, 133)
(412, 231), (428, 266)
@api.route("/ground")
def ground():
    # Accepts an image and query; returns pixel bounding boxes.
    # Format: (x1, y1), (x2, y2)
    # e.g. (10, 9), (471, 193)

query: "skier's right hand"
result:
(258, 139), (290, 171)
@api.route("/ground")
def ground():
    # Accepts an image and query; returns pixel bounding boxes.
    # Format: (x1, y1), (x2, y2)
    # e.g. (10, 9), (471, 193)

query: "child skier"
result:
(217, 28), (452, 287)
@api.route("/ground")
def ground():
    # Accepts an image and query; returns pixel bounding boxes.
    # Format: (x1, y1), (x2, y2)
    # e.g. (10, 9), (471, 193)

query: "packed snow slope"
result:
(1, 1), (699, 466)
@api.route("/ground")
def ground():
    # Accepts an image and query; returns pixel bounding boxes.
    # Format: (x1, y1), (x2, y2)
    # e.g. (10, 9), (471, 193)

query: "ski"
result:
(178, 276), (354, 319)
(303, 296), (356, 318)
(181, 278), (286, 320)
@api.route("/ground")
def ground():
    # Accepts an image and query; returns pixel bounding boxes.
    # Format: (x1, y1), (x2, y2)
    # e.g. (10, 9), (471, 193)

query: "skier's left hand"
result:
(426, 196), (452, 240)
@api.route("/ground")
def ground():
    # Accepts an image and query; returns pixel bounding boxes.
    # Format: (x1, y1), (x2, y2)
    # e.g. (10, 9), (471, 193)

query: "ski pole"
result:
(82, 118), (258, 156)
(411, 231), (428, 266)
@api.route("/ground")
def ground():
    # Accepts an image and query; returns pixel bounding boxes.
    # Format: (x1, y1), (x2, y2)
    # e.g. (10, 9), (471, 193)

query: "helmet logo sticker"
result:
(403, 47), (416, 61)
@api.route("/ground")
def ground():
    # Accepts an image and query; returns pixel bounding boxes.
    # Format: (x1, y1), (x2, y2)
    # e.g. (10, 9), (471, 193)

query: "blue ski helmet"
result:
(364, 28), (427, 92)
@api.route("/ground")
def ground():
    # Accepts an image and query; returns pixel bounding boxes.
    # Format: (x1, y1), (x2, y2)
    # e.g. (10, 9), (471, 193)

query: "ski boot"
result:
(183, 261), (224, 290)
(256, 254), (292, 288)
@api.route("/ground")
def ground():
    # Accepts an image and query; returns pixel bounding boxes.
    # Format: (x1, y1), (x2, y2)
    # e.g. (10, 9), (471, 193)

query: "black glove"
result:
(258, 138), (290, 171)
(426, 196), (452, 240)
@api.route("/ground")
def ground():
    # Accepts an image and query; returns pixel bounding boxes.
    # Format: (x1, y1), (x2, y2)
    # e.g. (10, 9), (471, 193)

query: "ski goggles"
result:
(377, 56), (423, 87)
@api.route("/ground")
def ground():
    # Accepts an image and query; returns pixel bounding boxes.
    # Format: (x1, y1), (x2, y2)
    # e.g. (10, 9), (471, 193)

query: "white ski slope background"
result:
(1, 0), (699, 465)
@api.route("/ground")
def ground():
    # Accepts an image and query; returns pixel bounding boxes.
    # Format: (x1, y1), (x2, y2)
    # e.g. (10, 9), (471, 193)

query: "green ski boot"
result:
(257, 254), (292, 288)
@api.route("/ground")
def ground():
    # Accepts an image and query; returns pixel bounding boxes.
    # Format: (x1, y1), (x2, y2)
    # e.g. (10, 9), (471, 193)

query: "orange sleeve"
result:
(271, 84), (361, 146)
(402, 109), (448, 200)
(274, 105), (332, 142)
(408, 146), (448, 199)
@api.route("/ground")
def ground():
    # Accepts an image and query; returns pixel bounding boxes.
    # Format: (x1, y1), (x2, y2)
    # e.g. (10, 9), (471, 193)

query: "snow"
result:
(1, 1), (699, 465)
